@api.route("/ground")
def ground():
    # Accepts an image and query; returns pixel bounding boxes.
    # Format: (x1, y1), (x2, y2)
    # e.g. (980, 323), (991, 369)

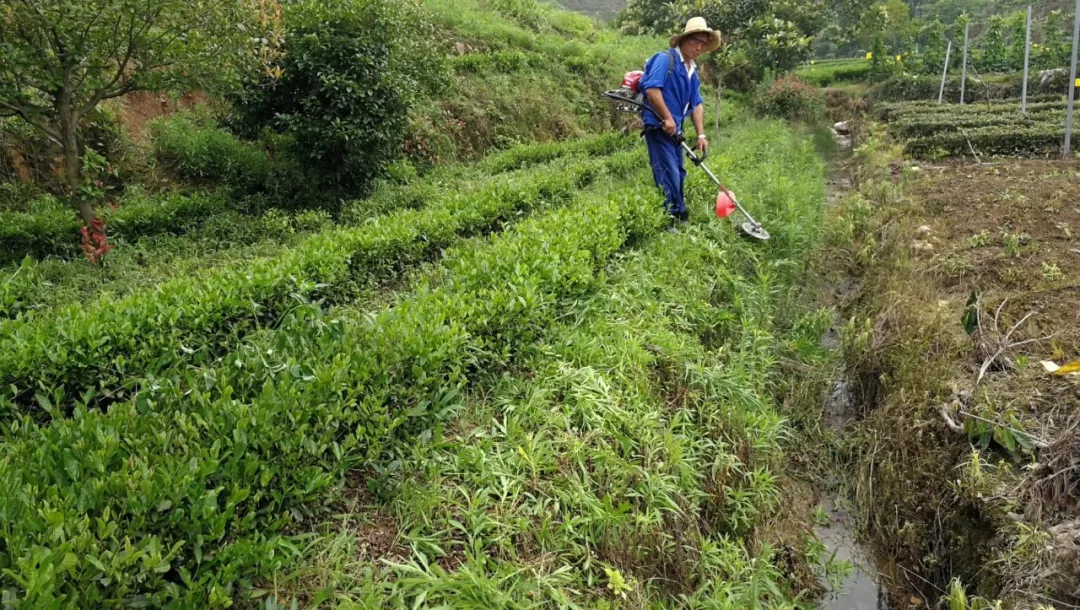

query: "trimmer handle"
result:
(674, 132), (707, 165)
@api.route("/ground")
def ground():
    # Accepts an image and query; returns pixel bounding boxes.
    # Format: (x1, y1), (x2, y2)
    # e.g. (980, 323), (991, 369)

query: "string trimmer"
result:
(602, 84), (770, 241)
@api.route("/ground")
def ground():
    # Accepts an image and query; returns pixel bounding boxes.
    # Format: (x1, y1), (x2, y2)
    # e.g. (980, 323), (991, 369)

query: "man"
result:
(639, 17), (721, 226)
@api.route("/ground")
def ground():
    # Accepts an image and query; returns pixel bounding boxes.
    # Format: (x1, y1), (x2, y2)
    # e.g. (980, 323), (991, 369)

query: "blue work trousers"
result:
(643, 129), (686, 217)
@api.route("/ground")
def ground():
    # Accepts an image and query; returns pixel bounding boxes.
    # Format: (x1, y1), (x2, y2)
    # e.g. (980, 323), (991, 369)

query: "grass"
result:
(417, 0), (662, 160)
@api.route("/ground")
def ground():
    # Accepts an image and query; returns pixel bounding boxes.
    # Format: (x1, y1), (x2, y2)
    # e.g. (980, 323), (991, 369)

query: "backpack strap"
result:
(640, 49), (680, 123)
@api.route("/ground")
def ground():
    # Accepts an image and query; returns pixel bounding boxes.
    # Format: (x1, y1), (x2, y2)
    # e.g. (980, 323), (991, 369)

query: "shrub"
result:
(755, 76), (825, 122)
(150, 114), (271, 192)
(229, 0), (448, 196)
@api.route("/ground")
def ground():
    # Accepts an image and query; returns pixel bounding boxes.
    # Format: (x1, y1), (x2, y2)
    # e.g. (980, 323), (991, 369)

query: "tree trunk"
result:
(57, 84), (95, 226)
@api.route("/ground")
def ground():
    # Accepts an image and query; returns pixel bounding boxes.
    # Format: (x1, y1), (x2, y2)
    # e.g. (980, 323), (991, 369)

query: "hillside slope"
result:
(554, 0), (628, 19)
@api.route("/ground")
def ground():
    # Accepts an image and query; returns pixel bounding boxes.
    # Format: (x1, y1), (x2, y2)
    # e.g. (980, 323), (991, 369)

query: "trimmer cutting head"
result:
(740, 221), (770, 241)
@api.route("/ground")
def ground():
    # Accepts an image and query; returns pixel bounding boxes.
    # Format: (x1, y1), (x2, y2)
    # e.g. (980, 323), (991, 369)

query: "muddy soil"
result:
(907, 160), (1080, 353)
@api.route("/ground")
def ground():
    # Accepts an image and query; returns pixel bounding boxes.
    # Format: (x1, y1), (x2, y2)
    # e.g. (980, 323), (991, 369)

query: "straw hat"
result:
(669, 17), (722, 53)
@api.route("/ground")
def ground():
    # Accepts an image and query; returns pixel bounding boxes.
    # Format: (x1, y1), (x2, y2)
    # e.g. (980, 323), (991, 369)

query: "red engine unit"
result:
(621, 70), (645, 93)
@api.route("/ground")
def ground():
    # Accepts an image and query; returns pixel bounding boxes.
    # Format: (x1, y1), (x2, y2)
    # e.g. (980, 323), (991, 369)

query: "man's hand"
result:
(663, 117), (677, 136)
(696, 134), (709, 153)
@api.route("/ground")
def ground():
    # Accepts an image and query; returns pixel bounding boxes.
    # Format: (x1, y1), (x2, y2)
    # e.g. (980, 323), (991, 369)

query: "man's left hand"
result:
(696, 135), (709, 154)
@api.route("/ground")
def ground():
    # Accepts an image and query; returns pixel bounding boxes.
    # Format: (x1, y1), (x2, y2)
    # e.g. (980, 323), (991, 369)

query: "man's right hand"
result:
(663, 118), (677, 136)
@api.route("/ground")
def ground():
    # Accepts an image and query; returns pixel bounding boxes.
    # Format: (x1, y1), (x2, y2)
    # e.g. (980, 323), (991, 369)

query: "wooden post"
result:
(939, 40), (953, 104)
(1022, 5), (1033, 112)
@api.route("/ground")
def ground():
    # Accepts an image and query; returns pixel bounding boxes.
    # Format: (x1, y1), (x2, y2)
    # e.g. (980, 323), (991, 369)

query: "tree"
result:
(0, 0), (277, 226)
(620, 0), (825, 78)
(1007, 10), (1028, 71)
(1041, 10), (1071, 69)
(882, 0), (916, 55)
(984, 15), (1007, 71)
(918, 18), (947, 75)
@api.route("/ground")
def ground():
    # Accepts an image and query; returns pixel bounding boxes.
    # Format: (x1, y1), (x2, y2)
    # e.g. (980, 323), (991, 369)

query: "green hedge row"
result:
(0, 153), (627, 423)
(796, 61), (870, 87)
(0, 190), (233, 265)
(891, 111), (1065, 139)
(338, 133), (633, 222)
(904, 124), (1064, 158)
(875, 97), (1067, 121)
(867, 74), (1071, 103)
(0, 186), (664, 608)
(478, 131), (632, 174)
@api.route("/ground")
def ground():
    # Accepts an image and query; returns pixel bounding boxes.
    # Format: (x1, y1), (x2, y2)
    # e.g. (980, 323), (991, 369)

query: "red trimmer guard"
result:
(715, 190), (736, 218)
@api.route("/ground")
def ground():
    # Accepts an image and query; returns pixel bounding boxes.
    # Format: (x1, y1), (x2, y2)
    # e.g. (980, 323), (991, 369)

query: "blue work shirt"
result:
(640, 48), (704, 128)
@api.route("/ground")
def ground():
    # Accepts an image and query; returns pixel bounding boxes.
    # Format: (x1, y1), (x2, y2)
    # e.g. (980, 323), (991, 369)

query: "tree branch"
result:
(0, 98), (61, 141)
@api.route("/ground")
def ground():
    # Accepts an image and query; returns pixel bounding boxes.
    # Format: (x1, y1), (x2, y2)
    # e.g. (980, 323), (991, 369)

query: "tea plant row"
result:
(0, 149), (638, 424)
(875, 96), (1071, 158)
(0, 179), (664, 608)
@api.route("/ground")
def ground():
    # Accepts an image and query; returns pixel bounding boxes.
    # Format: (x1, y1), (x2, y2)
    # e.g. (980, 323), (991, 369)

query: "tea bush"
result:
(891, 111), (1065, 139)
(150, 114), (271, 193)
(252, 116), (831, 607)
(0, 190), (233, 265)
(867, 73), (1070, 103)
(876, 96), (1070, 158)
(873, 97), (1066, 121)
(0, 185), (664, 608)
(0, 195), (79, 262)
(478, 131), (632, 173)
(796, 58), (871, 87)
(0, 257), (38, 319)
(0, 153), (634, 422)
